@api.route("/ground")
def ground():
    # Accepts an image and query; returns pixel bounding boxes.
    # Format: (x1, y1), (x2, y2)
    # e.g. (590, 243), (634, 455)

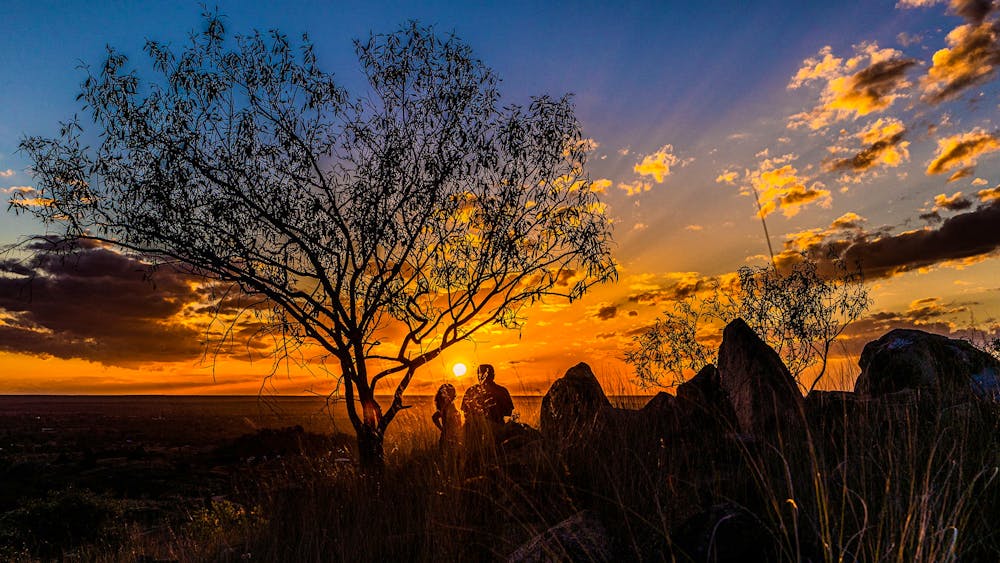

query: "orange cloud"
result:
(933, 190), (973, 211)
(922, 18), (1000, 104)
(788, 43), (917, 130)
(926, 129), (1000, 175)
(590, 178), (612, 194)
(715, 170), (739, 184)
(633, 144), (680, 183)
(831, 211), (867, 230)
(977, 184), (1000, 201)
(3, 186), (54, 208)
(617, 180), (652, 196)
(747, 156), (832, 218)
(826, 117), (910, 173)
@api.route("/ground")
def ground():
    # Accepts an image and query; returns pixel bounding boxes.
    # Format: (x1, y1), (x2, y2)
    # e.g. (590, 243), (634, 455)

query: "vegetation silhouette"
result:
(626, 253), (871, 393)
(14, 13), (616, 469)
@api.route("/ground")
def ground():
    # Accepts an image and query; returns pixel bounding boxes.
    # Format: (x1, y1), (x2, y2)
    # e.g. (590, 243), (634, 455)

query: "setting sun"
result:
(452, 363), (467, 377)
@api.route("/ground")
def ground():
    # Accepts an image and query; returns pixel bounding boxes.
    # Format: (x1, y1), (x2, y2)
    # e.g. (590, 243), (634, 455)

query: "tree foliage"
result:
(625, 257), (870, 393)
(14, 14), (616, 466)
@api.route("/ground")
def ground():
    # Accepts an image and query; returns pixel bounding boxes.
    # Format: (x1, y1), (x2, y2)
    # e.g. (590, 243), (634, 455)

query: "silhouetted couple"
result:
(432, 364), (514, 453)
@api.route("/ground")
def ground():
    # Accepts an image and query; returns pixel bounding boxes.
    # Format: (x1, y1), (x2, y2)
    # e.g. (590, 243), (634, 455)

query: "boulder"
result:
(638, 391), (684, 437)
(676, 364), (739, 433)
(507, 511), (613, 563)
(716, 319), (804, 436)
(540, 362), (612, 446)
(854, 329), (1000, 402)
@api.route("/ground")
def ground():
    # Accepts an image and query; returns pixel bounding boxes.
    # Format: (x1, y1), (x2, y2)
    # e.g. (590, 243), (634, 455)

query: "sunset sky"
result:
(2, 0), (1000, 396)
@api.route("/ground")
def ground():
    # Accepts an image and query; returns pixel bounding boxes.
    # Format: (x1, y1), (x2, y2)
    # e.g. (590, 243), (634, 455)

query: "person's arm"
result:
(500, 388), (514, 419)
(432, 411), (443, 431)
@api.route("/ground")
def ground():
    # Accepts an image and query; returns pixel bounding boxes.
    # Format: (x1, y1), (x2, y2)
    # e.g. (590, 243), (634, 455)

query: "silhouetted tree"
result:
(14, 14), (616, 468)
(625, 257), (869, 393)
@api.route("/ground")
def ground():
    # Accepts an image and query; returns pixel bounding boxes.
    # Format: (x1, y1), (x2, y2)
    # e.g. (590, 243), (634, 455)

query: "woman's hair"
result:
(435, 383), (456, 410)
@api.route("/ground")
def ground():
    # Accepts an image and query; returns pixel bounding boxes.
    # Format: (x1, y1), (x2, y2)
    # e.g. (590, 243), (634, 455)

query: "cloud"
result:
(831, 211), (867, 230)
(933, 190), (974, 211)
(590, 178), (612, 194)
(788, 43), (917, 130)
(977, 184), (1000, 201)
(926, 129), (1000, 175)
(839, 295), (974, 356)
(625, 271), (735, 306)
(921, 18), (1000, 104)
(633, 144), (680, 183)
(0, 239), (205, 365)
(897, 32), (924, 47)
(825, 117), (910, 173)
(1, 186), (53, 208)
(897, 0), (993, 23)
(685, 224), (704, 231)
(896, 0), (943, 7)
(595, 305), (618, 321)
(0, 169), (14, 178)
(716, 170), (739, 185)
(617, 180), (653, 196)
(949, 0), (996, 24)
(947, 167), (975, 182)
(776, 199), (1000, 280)
(745, 155), (832, 217)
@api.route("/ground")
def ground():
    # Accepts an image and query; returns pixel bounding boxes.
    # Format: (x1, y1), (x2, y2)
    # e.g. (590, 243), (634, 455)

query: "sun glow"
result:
(452, 363), (467, 377)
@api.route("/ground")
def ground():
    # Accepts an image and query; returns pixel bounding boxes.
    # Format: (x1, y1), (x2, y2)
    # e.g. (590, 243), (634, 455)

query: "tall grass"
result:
(79, 373), (1000, 562)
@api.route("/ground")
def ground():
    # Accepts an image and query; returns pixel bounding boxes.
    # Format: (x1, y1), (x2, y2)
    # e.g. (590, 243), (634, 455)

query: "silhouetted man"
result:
(461, 364), (514, 426)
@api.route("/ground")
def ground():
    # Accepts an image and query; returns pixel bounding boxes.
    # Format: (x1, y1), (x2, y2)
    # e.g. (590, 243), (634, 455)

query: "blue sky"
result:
(2, 0), (1000, 393)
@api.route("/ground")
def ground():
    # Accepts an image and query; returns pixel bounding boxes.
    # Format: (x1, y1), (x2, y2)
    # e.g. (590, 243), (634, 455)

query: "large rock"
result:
(676, 364), (739, 433)
(854, 329), (1000, 402)
(716, 319), (804, 436)
(540, 362), (612, 446)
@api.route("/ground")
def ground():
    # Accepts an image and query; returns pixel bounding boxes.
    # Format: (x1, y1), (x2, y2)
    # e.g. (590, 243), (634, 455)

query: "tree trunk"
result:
(357, 421), (385, 473)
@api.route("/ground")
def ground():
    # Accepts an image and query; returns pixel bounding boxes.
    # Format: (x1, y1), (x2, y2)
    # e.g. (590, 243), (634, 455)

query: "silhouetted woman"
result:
(432, 383), (462, 452)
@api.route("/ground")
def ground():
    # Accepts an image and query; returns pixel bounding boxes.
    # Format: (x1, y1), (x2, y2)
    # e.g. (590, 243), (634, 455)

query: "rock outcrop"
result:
(854, 328), (1000, 402)
(540, 362), (612, 446)
(716, 319), (804, 436)
(676, 364), (739, 434)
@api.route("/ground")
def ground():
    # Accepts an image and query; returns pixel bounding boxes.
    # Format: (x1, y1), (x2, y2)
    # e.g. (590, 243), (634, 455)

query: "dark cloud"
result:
(852, 58), (919, 100)
(626, 275), (720, 305)
(950, 0), (995, 24)
(596, 305), (618, 320)
(0, 240), (205, 365)
(780, 200), (1000, 279)
(920, 210), (943, 223)
(837, 295), (978, 357)
(934, 191), (974, 211)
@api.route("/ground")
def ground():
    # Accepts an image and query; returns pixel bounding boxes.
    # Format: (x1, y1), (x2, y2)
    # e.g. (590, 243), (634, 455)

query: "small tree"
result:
(626, 257), (870, 393)
(14, 15), (616, 467)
